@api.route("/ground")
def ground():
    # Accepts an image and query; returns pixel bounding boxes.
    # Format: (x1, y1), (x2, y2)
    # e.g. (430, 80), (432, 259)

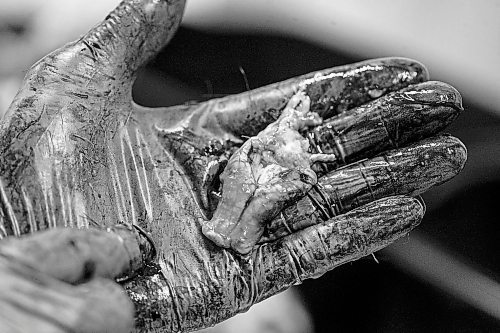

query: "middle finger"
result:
(262, 134), (466, 242)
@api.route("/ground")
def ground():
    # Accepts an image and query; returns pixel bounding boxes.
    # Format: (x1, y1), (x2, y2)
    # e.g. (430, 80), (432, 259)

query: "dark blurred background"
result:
(1, 1), (500, 332)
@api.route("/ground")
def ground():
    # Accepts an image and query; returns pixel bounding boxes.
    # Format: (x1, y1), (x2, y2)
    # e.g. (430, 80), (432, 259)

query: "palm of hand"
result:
(0, 1), (466, 332)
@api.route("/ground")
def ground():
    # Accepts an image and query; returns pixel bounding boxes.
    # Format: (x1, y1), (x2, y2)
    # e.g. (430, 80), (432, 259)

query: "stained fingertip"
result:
(448, 135), (468, 172)
(366, 196), (424, 234)
(397, 81), (463, 111)
(304, 57), (430, 118)
(415, 195), (427, 215)
(405, 196), (426, 223)
(382, 57), (430, 82)
(422, 134), (467, 177)
(390, 135), (467, 191)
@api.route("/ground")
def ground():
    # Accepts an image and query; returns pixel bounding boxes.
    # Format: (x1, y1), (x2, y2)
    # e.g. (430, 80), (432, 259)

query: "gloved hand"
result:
(0, 0), (466, 332)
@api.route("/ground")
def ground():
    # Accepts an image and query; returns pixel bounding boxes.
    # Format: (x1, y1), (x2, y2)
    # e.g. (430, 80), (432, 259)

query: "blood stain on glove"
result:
(202, 91), (336, 255)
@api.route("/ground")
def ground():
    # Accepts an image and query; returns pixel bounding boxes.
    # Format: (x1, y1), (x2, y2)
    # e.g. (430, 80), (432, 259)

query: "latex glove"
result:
(0, 0), (466, 332)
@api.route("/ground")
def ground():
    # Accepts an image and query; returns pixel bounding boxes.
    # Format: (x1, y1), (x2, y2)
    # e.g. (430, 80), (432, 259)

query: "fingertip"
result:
(381, 57), (430, 82)
(401, 81), (463, 111)
(438, 81), (463, 111)
(368, 196), (424, 232)
(414, 195), (427, 216)
(75, 278), (135, 333)
(453, 137), (468, 171)
(439, 134), (468, 175)
(406, 196), (426, 222)
(401, 195), (425, 229)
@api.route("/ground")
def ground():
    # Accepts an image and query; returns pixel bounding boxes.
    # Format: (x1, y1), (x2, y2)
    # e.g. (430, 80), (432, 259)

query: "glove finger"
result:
(13, 0), (185, 97)
(77, 0), (185, 75)
(263, 135), (466, 241)
(150, 57), (428, 141)
(255, 195), (424, 302)
(0, 256), (133, 333)
(0, 226), (153, 284)
(308, 80), (462, 174)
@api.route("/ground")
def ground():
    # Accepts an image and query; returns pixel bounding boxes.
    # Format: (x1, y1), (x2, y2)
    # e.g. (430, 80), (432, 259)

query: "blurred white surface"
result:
(386, 233), (500, 322)
(1, 1), (499, 115)
(196, 288), (313, 333)
(0, 0), (116, 76)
